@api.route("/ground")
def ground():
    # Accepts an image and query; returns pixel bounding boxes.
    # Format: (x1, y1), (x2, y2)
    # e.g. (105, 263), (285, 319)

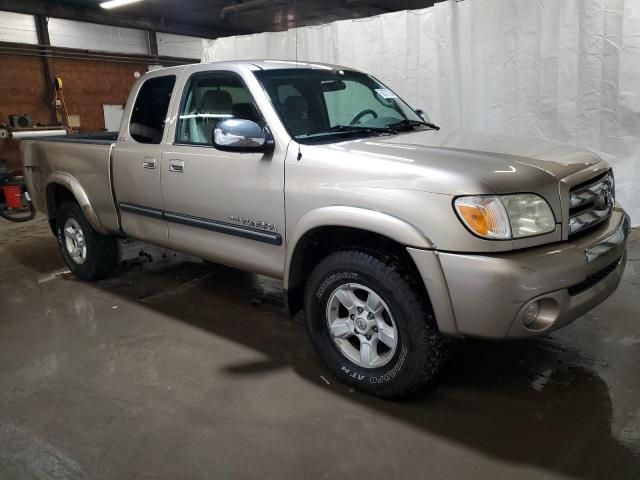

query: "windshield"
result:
(254, 68), (427, 143)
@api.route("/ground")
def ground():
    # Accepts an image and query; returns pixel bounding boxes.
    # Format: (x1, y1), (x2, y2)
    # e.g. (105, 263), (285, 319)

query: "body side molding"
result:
(119, 203), (283, 246)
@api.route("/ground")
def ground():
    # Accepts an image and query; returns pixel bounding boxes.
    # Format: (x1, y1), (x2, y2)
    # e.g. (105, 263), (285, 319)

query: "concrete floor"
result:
(0, 215), (639, 480)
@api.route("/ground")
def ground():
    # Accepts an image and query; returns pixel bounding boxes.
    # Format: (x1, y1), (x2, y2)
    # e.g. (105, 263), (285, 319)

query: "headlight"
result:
(500, 193), (555, 238)
(454, 194), (555, 240)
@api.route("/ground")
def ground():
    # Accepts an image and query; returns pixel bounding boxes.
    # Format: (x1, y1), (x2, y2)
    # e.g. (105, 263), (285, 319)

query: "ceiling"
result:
(0, 0), (441, 38)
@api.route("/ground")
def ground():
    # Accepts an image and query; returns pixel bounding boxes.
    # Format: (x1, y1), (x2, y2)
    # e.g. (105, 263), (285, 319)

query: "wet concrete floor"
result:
(0, 215), (639, 479)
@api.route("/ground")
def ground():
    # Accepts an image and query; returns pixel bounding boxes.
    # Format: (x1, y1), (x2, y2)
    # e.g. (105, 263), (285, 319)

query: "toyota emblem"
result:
(596, 185), (614, 211)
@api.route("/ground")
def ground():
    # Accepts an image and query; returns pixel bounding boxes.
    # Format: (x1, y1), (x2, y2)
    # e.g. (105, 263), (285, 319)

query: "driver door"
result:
(160, 68), (286, 278)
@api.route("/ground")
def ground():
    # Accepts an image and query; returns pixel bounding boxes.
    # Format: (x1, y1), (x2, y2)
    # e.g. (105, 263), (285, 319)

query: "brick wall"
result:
(51, 58), (147, 132)
(0, 55), (50, 127)
(0, 53), (147, 170)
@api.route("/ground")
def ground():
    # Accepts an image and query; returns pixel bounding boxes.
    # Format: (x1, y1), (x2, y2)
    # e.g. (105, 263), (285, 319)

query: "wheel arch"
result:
(284, 206), (434, 315)
(45, 172), (108, 235)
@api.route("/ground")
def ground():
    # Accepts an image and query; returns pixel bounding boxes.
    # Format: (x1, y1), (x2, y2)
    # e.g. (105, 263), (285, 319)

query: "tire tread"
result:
(55, 201), (118, 281)
(305, 248), (447, 399)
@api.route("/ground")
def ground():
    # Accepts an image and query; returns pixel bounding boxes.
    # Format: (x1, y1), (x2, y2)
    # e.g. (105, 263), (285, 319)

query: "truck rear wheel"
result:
(304, 250), (447, 399)
(54, 201), (118, 281)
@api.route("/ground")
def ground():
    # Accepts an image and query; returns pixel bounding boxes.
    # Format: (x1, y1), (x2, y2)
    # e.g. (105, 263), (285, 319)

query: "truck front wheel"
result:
(54, 201), (118, 281)
(304, 250), (447, 399)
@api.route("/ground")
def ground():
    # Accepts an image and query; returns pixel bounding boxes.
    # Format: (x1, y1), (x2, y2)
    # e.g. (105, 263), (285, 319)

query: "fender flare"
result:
(284, 206), (433, 289)
(45, 172), (109, 235)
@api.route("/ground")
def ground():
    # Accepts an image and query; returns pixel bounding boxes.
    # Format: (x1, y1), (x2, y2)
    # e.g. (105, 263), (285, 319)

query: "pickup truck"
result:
(21, 60), (631, 399)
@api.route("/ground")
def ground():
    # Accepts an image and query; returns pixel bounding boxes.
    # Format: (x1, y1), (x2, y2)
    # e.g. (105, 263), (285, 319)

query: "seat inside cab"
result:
(176, 74), (262, 145)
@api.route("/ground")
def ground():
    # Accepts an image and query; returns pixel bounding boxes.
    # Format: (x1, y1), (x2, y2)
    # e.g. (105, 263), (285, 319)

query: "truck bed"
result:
(21, 133), (120, 234)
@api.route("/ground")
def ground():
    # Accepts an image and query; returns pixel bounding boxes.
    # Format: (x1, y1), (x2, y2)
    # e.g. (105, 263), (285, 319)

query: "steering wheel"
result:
(350, 109), (378, 125)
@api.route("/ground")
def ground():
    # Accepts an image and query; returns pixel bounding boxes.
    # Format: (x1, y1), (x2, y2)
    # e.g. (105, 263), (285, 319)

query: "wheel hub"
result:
(63, 217), (87, 265)
(355, 317), (368, 333)
(326, 283), (398, 369)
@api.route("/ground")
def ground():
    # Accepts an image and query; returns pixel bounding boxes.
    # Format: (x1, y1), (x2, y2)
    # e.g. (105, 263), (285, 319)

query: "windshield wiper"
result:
(385, 119), (440, 130)
(301, 124), (396, 139)
(326, 124), (396, 134)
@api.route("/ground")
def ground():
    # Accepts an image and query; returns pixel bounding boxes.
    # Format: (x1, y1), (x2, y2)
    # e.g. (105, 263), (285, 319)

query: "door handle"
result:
(142, 157), (157, 169)
(168, 160), (185, 173)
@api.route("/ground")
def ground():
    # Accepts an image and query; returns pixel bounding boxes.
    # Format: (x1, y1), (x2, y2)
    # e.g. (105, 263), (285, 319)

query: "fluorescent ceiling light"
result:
(100, 0), (143, 9)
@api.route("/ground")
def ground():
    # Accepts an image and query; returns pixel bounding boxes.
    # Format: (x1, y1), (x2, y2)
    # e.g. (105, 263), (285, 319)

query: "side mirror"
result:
(415, 109), (430, 123)
(213, 118), (274, 153)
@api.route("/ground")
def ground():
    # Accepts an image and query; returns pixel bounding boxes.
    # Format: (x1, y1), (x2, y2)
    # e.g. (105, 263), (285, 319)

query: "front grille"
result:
(567, 257), (620, 296)
(568, 171), (614, 236)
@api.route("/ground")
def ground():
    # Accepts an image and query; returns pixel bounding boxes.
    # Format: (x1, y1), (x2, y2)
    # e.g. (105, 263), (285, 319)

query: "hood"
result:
(321, 130), (604, 197)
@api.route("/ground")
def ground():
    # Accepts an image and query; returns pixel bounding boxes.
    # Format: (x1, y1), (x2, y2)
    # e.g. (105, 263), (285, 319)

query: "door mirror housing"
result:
(415, 108), (430, 123)
(213, 119), (274, 153)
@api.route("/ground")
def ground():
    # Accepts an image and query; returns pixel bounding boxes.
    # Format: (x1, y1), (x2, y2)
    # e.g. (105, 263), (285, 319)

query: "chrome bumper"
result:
(408, 207), (630, 339)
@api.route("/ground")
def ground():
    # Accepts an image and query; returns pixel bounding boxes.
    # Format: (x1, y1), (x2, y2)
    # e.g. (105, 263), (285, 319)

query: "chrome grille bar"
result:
(568, 171), (614, 235)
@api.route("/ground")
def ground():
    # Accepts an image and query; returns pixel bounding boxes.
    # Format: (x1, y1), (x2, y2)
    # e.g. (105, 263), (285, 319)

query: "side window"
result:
(176, 72), (261, 146)
(129, 75), (176, 144)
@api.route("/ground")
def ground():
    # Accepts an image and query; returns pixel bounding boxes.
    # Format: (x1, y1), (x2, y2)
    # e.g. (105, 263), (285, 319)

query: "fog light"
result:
(522, 301), (540, 327)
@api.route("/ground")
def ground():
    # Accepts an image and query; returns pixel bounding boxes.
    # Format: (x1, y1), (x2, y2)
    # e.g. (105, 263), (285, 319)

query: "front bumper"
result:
(408, 207), (630, 339)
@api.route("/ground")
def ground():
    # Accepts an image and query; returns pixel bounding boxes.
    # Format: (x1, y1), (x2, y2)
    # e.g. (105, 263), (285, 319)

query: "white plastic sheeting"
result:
(0, 12), (38, 44)
(48, 18), (148, 55)
(203, 0), (640, 226)
(157, 33), (203, 59)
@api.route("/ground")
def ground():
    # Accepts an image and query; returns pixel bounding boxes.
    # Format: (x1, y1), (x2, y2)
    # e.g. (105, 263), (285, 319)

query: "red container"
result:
(2, 185), (23, 209)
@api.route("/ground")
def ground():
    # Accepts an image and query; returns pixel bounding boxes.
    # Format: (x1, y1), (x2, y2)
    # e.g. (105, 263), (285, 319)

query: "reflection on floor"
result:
(1, 215), (639, 479)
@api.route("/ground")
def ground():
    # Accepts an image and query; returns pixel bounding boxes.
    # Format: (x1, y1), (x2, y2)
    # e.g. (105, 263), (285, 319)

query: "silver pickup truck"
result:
(22, 60), (631, 398)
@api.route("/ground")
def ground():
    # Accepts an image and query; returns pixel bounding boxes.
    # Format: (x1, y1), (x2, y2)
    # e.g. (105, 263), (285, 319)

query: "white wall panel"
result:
(157, 32), (202, 59)
(203, 0), (640, 226)
(0, 12), (38, 44)
(48, 18), (148, 55)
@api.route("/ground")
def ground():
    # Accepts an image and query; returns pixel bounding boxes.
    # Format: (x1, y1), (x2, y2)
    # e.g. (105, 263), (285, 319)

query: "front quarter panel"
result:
(284, 141), (519, 255)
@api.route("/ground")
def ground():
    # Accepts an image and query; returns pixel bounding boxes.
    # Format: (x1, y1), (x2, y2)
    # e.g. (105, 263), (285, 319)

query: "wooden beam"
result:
(34, 13), (57, 123)
(147, 30), (159, 61)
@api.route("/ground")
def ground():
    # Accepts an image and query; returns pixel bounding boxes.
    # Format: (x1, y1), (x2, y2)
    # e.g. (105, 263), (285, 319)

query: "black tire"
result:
(304, 250), (447, 399)
(55, 201), (118, 281)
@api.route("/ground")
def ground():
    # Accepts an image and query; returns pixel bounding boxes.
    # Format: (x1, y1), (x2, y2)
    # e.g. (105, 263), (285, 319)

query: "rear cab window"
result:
(129, 75), (176, 144)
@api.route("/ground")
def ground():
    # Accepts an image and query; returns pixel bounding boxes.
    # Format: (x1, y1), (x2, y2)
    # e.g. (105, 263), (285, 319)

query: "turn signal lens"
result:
(455, 193), (556, 240)
(454, 196), (511, 240)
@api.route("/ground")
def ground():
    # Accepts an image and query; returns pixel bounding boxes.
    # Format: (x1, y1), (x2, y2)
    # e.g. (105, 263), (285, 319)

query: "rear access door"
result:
(112, 71), (178, 245)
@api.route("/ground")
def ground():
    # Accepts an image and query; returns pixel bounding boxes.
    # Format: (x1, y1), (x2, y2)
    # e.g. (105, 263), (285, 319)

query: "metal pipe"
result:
(220, 0), (285, 20)
(11, 129), (68, 139)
